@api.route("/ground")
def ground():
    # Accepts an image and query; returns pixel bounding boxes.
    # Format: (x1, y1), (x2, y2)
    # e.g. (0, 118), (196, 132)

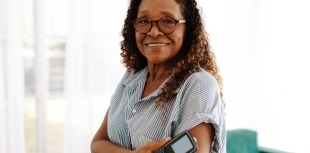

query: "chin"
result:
(148, 59), (165, 65)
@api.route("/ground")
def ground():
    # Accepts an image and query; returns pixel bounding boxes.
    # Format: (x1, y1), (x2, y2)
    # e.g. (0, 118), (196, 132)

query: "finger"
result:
(160, 137), (171, 145)
(193, 137), (199, 150)
(193, 137), (197, 143)
(151, 137), (171, 150)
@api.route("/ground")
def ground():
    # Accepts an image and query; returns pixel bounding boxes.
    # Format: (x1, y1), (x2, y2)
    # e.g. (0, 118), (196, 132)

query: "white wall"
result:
(199, 0), (310, 152)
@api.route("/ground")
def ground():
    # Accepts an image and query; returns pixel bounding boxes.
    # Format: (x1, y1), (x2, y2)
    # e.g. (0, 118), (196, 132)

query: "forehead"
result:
(137, 0), (183, 18)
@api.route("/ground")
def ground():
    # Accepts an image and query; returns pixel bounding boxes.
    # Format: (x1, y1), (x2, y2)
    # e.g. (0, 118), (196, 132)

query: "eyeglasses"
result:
(133, 17), (186, 34)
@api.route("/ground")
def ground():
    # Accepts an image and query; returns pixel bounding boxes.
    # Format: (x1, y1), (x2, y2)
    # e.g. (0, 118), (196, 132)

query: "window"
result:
(23, 0), (67, 152)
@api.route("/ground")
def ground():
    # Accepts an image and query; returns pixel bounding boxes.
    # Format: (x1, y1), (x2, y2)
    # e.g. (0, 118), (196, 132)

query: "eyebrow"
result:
(137, 10), (178, 18)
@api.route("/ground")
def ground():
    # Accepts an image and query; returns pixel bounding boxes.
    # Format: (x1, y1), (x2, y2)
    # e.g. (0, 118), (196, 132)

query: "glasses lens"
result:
(134, 18), (151, 34)
(158, 18), (176, 34)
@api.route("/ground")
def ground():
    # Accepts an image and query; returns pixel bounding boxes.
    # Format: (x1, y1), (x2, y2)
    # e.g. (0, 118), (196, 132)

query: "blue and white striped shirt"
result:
(107, 67), (226, 152)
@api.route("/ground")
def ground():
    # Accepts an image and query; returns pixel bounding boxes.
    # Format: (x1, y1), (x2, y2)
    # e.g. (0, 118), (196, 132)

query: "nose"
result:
(147, 22), (163, 37)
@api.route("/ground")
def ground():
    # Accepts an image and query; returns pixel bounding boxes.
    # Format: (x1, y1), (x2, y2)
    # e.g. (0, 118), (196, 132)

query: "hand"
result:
(133, 137), (171, 153)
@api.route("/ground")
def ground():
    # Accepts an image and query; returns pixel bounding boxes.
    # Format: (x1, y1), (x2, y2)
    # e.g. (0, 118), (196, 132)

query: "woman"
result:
(91, 0), (226, 152)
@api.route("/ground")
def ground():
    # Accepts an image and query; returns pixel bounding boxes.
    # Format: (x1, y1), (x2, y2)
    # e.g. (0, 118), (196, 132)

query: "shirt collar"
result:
(123, 67), (181, 102)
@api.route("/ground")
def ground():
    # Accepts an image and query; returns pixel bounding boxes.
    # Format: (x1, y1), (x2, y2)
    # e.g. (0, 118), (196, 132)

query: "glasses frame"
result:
(133, 17), (186, 34)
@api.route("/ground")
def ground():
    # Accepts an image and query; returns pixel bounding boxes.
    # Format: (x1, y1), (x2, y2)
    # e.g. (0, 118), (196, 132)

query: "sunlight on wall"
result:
(198, 0), (310, 152)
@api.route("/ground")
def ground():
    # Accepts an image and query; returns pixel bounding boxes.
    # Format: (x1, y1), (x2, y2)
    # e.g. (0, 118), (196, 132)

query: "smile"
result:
(145, 43), (169, 47)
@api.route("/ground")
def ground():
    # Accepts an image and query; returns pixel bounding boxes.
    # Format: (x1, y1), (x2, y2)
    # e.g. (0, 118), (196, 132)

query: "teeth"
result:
(147, 43), (168, 47)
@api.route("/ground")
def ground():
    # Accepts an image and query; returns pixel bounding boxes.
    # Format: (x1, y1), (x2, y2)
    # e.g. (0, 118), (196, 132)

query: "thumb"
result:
(193, 137), (197, 143)
(152, 137), (171, 149)
(160, 137), (171, 146)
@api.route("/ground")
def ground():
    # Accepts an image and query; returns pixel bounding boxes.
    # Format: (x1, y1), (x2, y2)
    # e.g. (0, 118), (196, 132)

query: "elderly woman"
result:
(91, 0), (226, 152)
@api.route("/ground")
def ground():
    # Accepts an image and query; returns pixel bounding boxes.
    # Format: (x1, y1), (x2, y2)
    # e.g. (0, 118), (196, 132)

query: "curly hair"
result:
(120, 0), (225, 108)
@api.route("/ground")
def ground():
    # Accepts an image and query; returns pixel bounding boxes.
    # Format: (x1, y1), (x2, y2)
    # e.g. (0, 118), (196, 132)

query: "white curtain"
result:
(0, 0), (25, 152)
(63, 0), (126, 152)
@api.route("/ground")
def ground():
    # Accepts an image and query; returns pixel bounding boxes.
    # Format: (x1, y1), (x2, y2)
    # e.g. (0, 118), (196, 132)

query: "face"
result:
(135, 0), (186, 66)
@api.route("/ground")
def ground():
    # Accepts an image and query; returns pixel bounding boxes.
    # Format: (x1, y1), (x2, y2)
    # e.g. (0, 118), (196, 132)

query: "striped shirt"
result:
(107, 67), (226, 153)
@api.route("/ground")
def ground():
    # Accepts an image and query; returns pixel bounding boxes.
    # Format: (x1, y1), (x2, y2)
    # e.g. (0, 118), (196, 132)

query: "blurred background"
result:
(1, 0), (309, 153)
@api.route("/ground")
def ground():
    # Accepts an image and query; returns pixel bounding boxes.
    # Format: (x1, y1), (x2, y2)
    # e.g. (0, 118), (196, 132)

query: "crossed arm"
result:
(91, 109), (214, 153)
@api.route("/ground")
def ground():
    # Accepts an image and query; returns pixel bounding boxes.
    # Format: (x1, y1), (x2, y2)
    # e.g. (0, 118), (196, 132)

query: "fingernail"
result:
(193, 137), (197, 143)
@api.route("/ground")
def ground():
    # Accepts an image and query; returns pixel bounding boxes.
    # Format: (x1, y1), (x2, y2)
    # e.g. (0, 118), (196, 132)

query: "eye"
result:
(160, 18), (175, 25)
(137, 18), (150, 25)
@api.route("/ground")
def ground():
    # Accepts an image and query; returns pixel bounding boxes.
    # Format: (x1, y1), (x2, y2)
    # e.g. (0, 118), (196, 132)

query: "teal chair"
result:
(227, 129), (287, 153)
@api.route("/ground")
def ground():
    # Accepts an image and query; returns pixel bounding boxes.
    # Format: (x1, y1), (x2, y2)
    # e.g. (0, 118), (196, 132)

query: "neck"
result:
(147, 64), (168, 82)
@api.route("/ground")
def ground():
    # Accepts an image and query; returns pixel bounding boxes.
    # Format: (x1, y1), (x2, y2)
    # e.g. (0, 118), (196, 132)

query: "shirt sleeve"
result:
(174, 72), (226, 153)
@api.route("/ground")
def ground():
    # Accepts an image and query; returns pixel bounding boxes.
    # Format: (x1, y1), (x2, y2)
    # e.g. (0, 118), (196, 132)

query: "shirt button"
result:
(132, 109), (136, 113)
